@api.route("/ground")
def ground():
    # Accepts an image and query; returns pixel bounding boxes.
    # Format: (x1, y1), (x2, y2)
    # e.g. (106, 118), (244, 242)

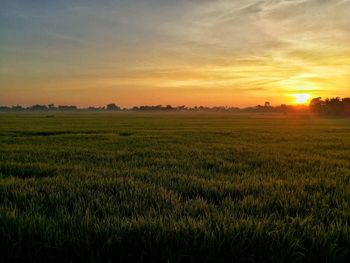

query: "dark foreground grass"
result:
(0, 113), (349, 262)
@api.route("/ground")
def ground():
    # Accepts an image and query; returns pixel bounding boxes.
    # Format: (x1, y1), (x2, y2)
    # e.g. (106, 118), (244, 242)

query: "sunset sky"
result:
(1, 0), (349, 107)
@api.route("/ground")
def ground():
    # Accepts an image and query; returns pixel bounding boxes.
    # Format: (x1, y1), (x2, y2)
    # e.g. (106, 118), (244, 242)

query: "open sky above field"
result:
(1, 0), (349, 107)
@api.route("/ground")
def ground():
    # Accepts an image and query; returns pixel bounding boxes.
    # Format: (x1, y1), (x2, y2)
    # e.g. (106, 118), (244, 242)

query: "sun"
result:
(294, 93), (311, 104)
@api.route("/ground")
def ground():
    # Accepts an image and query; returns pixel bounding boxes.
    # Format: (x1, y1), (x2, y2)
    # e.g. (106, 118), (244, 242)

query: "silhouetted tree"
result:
(343, 98), (350, 116)
(106, 103), (120, 111)
(12, 105), (24, 111)
(165, 105), (173, 110)
(0, 106), (10, 111)
(48, 104), (57, 111)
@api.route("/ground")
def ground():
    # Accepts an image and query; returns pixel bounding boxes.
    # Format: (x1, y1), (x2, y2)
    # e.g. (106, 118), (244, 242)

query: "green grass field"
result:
(0, 113), (349, 262)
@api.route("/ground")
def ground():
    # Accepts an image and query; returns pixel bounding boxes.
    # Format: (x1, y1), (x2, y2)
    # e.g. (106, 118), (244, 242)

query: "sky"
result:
(0, 0), (349, 107)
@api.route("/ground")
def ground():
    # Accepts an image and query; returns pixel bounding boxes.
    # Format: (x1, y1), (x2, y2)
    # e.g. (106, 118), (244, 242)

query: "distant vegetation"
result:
(1, 98), (349, 116)
(310, 97), (350, 116)
(0, 102), (304, 113)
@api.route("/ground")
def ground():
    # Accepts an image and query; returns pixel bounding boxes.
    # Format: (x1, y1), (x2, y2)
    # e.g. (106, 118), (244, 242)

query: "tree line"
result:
(0, 97), (349, 116)
(0, 103), (305, 113)
(310, 97), (350, 116)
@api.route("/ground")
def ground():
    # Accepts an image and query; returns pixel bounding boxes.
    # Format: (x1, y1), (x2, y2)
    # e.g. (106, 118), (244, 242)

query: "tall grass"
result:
(0, 113), (349, 262)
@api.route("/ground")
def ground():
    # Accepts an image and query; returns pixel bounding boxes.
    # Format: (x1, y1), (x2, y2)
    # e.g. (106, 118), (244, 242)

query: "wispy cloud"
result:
(1, 0), (349, 106)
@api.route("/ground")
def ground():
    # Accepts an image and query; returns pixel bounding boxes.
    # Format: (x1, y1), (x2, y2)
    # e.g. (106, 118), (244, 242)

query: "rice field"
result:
(0, 112), (349, 262)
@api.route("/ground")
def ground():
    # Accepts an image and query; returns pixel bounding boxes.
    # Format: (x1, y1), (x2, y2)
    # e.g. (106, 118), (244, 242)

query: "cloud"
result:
(1, 0), (349, 106)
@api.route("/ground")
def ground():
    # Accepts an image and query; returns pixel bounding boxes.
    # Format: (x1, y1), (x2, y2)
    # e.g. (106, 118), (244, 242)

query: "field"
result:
(0, 113), (349, 262)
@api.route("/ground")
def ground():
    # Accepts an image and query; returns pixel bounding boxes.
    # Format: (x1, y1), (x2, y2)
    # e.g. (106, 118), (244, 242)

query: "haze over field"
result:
(1, 0), (349, 107)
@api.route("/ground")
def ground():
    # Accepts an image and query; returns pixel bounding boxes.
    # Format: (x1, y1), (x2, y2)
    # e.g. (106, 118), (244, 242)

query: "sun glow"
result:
(294, 94), (311, 104)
